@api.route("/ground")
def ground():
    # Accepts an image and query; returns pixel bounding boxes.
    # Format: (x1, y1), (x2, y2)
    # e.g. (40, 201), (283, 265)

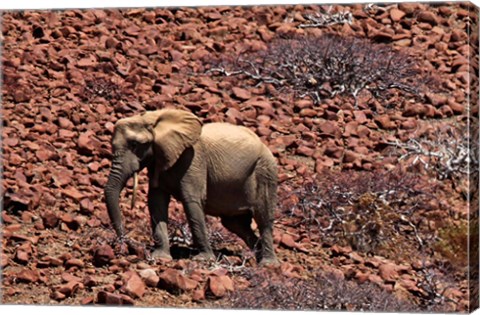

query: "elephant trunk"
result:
(104, 157), (132, 238)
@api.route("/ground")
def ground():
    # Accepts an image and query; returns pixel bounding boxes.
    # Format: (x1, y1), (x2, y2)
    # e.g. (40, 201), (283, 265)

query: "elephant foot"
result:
(151, 248), (173, 262)
(192, 251), (215, 262)
(259, 256), (279, 267)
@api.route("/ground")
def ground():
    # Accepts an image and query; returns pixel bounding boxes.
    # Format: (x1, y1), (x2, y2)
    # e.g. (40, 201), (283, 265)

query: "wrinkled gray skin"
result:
(104, 109), (278, 265)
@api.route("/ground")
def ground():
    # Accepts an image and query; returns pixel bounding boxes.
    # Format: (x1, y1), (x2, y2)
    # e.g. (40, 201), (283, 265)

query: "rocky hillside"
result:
(1, 2), (478, 312)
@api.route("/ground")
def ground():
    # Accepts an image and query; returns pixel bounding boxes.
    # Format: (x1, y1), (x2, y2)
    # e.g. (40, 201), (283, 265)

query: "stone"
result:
(62, 187), (84, 201)
(374, 115), (396, 129)
(16, 268), (40, 283)
(121, 271), (146, 299)
(97, 291), (134, 305)
(389, 8), (405, 21)
(158, 268), (198, 293)
(66, 258), (85, 268)
(139, 269), (160, 287)
(83, 275), (99, 287)
(208, 275), (234, 298)
(1, 253), (9, 268)
(280, 233), (297, 249)
(58, 280), (82, 297)
(417, 11), (438, 25)
(231, 87), (251, 100)
(403, 104), (427, 117)
(93, 244), (115, 266)
(192, 288), (206, 301)
(42, 211), (59, 229)
(378, 263), (399, 282)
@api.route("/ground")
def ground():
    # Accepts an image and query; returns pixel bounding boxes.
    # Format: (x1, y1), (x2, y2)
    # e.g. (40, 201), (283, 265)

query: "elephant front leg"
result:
(148, 188), (172, 261)
(183, 201), (215, 260)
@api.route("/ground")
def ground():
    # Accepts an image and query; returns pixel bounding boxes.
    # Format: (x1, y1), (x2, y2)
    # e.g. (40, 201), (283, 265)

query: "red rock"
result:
(4, 137), (19, 147)
(83, 275), (99, 287)
(396, 278), (421, 293)
(299, 108), (318, 117)
(403, 104), (427, 117)
(97, 291), (134, 305)
(417, 11), (438, 25)
(389, 8), (405, 21)
(439, 105), (453, 117)
(349, 252), (364, 264)
(208, 275), (234, 298)
(374, 115), (396, 129)
(121, 271), (146, 299)
(231, 87), (251, 100)
(62, 187), (84, 201)
(62, 273), (82, 283)
(280, 233), (297, 249)
(81, 297), (95, 305)
(51, 291), (67, 301)
(93, 244), (115, 267)
(1, 253), (9, 268)
(355, 271), (370, 284)
(330, 244), (352, 256)
(42, 211), (59, 229)
(319, 121), (341, 137)
(225, 107), (243, 124)
(426, 93), (448, 107)
(77, 56), (98, 68)
(451, 29), (467, 42)
(51, 170), (72, 187)
(47, 256), (63, 266)
(78, 132), (95, 155)
(66, 258), (85, 268)
(378, 263), (399, 282)
(139, 269), (159, 287)
(353, 110), (368, 124)
(400, 119), (417, 130)
(15, 248), (30, 265)
(158, 268), (198, 293)
(296, 145), (314, 157)
(16, 268), (40, 283)
(448, 101), (464, 114)
(368, 274), (384, 285)
(58, 280), (82, 297)
(280, 262), (303, 278)
(343, 150), (361, 164)
(192, 288), (206, 301)
(58, 117), (74, 129)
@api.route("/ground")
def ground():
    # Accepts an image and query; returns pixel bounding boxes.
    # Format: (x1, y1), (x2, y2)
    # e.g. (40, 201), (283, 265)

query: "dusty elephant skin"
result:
(104, 109), (278, 264)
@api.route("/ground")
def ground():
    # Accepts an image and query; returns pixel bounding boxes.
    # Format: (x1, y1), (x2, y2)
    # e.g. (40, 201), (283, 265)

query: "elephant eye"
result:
(127, 139), (139, 148)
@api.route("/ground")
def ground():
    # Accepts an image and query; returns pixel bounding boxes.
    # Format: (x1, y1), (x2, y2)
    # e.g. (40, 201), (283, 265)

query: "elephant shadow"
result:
(169, 244), (237, 260)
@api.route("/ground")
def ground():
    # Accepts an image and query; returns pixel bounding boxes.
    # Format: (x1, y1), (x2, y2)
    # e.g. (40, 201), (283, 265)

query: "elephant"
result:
(104, 109), (278, 265)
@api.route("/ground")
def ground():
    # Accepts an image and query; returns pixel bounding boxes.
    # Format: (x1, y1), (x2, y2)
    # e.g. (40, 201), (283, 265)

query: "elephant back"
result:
(200, 123), (266, 183)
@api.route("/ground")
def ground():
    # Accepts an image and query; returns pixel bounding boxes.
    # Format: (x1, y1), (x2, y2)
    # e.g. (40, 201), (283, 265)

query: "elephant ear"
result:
(151, 109), (202, 170)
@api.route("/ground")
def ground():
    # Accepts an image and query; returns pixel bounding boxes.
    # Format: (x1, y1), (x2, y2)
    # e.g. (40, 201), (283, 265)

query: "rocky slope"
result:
(1, 2), (478, 312)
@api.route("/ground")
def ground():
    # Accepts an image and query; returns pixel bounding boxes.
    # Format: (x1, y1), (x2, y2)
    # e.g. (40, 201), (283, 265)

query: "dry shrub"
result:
(279, 167), (435, 259)
(433, 222), (468, 269)
(207, 34), (437, 105)
(79, 77), (123, 102)
(280, 167), (448, 259)
(220, 269), (418, 312)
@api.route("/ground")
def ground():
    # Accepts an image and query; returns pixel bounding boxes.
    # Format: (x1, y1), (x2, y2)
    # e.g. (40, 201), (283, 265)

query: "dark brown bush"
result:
(206, 34), (437, 105)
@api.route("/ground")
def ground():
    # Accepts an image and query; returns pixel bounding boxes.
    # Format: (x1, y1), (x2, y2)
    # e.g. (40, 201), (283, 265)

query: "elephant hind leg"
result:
(253, 170), (278, 265)
(221, 214), (259, 251)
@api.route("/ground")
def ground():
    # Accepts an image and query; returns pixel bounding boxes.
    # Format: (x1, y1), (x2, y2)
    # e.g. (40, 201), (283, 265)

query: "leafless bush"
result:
(388, 125), (477, 184)
(207, 34), (434, 106)
(299, 8), (352, 28)
(79, 77), (122, 102)
(279, 167), (436, 256)
(221, 270), (418, 311)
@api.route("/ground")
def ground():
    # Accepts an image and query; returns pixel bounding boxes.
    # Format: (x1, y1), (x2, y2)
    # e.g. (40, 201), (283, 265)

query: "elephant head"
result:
(104, 109), (202, 238)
